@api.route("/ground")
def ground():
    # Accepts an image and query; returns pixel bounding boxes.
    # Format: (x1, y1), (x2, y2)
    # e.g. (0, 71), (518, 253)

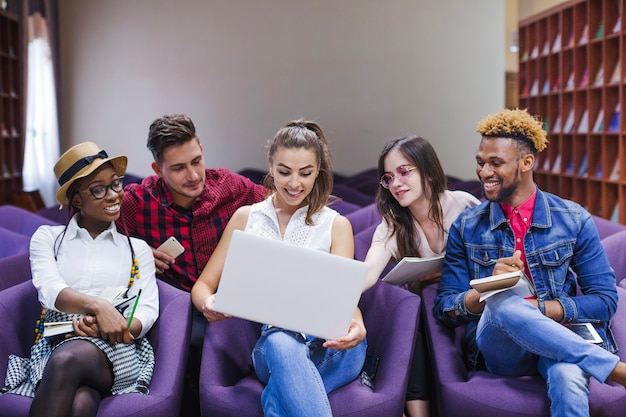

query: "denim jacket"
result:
(434, 187), (618, 370)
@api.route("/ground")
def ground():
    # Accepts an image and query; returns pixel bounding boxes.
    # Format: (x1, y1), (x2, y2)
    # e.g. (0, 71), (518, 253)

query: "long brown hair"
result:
(375, 135), (447, 259)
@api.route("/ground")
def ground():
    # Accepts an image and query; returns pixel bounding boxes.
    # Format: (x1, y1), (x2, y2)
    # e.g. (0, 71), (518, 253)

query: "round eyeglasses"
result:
(82, 176), (125, 199)
(380, 166), (416, 189)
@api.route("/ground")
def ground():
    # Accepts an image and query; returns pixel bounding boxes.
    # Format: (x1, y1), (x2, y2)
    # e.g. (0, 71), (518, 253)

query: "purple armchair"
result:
(199, 280), (420, 417)
(601, 230), (626, 284)
(0, 205), (59, 236)
(0, 252), (31, 291)
(592, 215), (626, 240)
(0, 280), (192, 417)
(0, 228), (30, 259)
(422, 283), (626, 417)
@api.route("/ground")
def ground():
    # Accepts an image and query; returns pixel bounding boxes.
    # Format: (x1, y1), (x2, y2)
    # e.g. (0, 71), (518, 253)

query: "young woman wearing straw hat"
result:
(1, 142), (159, 417)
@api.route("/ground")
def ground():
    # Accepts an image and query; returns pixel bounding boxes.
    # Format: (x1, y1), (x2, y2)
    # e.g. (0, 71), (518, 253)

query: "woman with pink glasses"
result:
(363, 135), (479, 417)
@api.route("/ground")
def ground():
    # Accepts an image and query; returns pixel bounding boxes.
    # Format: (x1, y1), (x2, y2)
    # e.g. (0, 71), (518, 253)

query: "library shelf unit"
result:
(519, 0), (625, 224)
(0, 5), (22, 206)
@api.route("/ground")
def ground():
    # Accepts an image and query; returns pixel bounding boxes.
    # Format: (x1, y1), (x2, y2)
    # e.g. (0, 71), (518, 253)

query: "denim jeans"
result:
(476, 291), (620, 417)
(252, 326), (367, 417)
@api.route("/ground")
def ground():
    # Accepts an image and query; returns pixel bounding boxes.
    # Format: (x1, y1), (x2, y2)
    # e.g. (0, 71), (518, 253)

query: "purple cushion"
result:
(593, 215), (626, 240)
(601, 230), (626, 283)
(422, 283), (626, 416)
(199, 281), (420, 416)
(0, 252), (31, 291)
(0, 280), (191, 417)
(0, 228), (30, 258)
(0, 205), (59, 236)
(346, 204), (381, 235)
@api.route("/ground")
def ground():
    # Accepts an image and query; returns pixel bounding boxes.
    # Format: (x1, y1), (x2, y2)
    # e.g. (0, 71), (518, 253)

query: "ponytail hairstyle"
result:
(263, 120), (334, 225)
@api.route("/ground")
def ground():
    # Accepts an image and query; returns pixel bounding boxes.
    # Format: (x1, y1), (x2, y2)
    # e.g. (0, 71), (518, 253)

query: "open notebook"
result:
(213, 230), (368, 340)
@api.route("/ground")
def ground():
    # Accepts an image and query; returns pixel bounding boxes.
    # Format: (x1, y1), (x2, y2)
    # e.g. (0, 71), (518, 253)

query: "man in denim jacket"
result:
(434, 108), (626, 417)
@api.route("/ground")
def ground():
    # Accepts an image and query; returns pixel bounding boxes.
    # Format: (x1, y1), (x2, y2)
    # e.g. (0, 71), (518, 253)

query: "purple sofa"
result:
(593, 214), (626, 240)
(0, 252), (31, 291)
(0, 280), (192, 417)
(0, 205), (59, 236)
(601, 229), (626, 286)
(199, 280), (420, 416)
(422, 283), (626, 417)
(0, 228), (30, 259)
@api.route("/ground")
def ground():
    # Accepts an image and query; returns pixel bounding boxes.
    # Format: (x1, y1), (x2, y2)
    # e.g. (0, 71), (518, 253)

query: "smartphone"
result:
(157, 236), (185, 259)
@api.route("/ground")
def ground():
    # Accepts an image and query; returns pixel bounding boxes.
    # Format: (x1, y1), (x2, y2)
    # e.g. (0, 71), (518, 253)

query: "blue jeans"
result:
(476, 291), (619, 417)
(252, 326), (366, 417)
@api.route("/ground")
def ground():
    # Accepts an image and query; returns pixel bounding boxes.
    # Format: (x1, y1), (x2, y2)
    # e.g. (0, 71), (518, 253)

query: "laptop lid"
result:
(213, 229), (368, 340)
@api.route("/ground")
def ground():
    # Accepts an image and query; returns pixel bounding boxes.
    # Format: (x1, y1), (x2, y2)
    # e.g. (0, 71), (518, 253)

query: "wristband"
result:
(537, 298), (547, 316)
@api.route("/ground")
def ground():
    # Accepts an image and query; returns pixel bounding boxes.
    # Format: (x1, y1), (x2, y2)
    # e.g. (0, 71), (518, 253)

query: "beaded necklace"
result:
(34, 257), (140, 344)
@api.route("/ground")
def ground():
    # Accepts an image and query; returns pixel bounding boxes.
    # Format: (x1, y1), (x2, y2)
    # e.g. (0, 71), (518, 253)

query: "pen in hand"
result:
(127, 289), (142, 328)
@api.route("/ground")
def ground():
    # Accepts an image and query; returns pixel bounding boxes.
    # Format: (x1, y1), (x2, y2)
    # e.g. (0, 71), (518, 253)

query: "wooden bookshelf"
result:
(519, 0), (625, 224)
(0, 5), (22, 206)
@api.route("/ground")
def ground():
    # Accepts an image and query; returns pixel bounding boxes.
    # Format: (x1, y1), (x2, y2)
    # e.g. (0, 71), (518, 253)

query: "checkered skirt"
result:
(1, 310), (155, 398)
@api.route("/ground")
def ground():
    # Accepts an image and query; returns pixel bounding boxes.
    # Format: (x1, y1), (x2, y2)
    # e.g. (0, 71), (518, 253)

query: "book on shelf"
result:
(542, 40), (550, 56)
(577, 154), (588, 176)
(470, 270), (535, 303)
(593, 66), (604, 86)
(565, 71), (575, 90)
(593, 109), (604, 132)
(529, 80), (539, 95)
(552, 75), (561, 92)
(521, 50), (529, 61)
(381, 255), (444, 285)
(610, 62), (621, 84)
(614, 16), (622, 33)
(551, 33), (561, 53)
(565, 157), (574, 175)
(552, 114), (562, 133)
(577, 109), (589, 133)
(563, 109), (575, 133)
(595, 22), (604, 39)
(609, 158), (620, 181)
(579, 24), (589, 44)
(552, 154), (562, 173)
(530, 45), (539, 59)
(521, 82), (529, 96)
(541, 79), (550, 94)
(596, 161), (603, 178)
(578, 68), (589, 88)
(611, 202), (620, 223)
(567, 31), (575, 47)
(608, 103), (620, 133)
(542, 155), (551, 171)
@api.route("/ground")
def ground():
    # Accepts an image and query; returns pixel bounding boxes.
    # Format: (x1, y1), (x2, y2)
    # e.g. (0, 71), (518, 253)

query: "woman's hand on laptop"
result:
(323, 317), (366, 350)
(201, 294), (231, 322)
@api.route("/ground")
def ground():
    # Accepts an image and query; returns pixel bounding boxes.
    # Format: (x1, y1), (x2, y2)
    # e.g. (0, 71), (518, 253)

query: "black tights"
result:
(29, 340), (113, 417)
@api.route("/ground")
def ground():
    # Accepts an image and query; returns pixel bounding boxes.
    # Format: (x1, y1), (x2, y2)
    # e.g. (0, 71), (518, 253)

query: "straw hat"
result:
(54, 142), (128, 207)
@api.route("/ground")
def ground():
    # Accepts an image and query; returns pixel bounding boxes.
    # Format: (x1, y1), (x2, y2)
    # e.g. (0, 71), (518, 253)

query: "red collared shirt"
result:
(119, 168), (266, 291)
(500, 188), (537, 284)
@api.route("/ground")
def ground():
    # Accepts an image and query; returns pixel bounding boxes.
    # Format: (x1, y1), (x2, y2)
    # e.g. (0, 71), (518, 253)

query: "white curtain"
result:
(22, 12), (59, 207)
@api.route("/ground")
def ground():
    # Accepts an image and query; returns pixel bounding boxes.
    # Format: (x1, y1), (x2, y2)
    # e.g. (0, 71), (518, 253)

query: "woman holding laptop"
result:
(192, 120), (366, 416)
(362, 135), (479, 417)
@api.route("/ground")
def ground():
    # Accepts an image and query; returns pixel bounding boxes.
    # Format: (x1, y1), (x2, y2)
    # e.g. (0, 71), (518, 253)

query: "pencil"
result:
(127, 289), (142, 328)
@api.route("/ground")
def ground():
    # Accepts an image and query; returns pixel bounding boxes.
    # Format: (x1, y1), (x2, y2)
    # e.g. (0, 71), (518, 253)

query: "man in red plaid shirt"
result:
(119, 113), (265, 416)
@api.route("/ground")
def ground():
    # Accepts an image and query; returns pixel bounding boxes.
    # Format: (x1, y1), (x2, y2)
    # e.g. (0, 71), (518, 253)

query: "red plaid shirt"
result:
(119, 168), (266, 291)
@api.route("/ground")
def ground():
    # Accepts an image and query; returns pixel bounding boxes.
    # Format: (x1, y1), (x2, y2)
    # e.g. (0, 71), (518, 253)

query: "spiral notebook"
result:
(214, 230), (368, 340)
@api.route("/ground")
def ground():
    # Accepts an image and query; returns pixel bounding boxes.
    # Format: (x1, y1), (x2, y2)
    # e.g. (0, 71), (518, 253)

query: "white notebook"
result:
(214, 230), (368, 340)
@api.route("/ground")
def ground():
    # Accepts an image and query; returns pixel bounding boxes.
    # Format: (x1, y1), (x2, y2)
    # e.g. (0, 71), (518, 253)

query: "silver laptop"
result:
(213, 229), (368, 340)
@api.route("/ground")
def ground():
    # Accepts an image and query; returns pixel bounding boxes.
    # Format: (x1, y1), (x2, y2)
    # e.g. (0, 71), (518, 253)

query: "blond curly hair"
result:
(476, 108), (548, 153)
